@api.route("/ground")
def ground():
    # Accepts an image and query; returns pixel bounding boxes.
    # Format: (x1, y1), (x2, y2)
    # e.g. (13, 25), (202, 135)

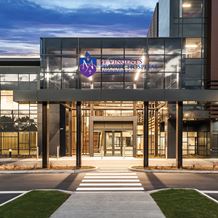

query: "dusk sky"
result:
(0, 0), (158, 55)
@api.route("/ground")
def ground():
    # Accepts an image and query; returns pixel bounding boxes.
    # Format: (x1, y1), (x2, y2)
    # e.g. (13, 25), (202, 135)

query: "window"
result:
(180, 0), (203, 18)
(184, 38), (202, 58)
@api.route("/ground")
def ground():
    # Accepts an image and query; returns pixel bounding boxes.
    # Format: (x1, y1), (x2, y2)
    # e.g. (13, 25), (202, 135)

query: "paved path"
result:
(1, 157), (218, 169)
(51, 191), (165, 218)
(51, 170), (165, 218)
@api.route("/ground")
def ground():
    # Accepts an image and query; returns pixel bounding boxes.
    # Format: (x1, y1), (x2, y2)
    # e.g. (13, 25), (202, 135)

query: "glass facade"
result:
(0, 73), (38, 90)
(172, 0), (207, 38)
(67, 101), (210, 158)
(40, 38), (188, 90)
(156, 0), (207, 89)
(40, 37), (205, 90)
(0, 91), (38, 157)
(39, 36), (209, 159)
(0, 60), (39, 157)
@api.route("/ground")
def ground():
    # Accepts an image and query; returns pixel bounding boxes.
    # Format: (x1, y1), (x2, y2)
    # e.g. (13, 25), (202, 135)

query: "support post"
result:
(176, 101), (183, 169)
(154, 102), (159, 156)
(42, 102), (49, 168)
(60, 104), (66, 156)
(76, 101), (82, 168)
(133, 117), (137, 157)
(143, 102), (149, 168)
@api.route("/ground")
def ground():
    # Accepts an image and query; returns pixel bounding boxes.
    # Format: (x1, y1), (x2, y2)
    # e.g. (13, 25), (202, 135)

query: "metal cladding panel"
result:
(0, 66), (40, 74)
(13, 89), (218, 102)
(94, 122), (133, 130)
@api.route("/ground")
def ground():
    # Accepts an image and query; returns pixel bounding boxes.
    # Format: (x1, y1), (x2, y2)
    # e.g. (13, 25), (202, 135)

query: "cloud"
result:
(0, 23), (149, 55)
(26, 0), (158, 12)
(0, 0), (157, 55)
(0, 40), (39, 55)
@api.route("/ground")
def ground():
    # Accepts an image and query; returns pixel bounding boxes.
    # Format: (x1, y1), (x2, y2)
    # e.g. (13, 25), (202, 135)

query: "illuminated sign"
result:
(79, 51), (97, 77)
(80, 52), (163, 77)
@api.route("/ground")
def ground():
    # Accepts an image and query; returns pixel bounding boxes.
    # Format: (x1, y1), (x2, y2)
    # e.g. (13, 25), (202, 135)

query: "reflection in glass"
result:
(40, 38), (198, 90)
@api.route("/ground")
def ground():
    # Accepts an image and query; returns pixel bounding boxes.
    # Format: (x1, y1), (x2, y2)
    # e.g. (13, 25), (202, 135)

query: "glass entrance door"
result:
(104, 131), (123, 156)
(114, 132), (122, 156)
(104, 131), (113, 156)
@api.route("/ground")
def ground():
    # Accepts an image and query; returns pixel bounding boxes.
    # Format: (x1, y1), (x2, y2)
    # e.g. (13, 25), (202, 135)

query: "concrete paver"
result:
(51, 192), (165, 218)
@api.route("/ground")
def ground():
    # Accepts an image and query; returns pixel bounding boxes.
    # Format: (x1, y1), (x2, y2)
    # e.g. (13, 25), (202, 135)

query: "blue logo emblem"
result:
(80, 51), (97, 77)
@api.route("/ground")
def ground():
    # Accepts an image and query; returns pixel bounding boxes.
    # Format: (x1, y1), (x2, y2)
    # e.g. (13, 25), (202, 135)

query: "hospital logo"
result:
(79, 51), (97, 77)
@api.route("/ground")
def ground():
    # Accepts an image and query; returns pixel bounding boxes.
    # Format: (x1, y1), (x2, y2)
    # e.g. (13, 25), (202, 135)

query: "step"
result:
(84, 176), (138, 179)
(82, 179), (140, 182)
(86, 173), (136, 176)
(79, 183), (142, 187)
(76, 187), (144, 191)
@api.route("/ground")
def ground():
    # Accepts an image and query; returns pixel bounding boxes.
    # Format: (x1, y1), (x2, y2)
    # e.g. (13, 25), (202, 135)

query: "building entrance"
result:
(93, 129), (134, 157)
(105, 131), (121, 156)
(104, 131), (133, 157)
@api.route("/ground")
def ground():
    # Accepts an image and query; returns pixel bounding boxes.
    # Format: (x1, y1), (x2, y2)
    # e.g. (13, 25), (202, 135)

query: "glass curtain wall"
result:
(171, 0), (206, 89)
(68, 100), (210, 158)
(0, 73), (38, 90)
(0, 91), (38, 157)
(40, 38), (185, 90)
(0, 63), (39, 157)
(69, 101), (171, 158)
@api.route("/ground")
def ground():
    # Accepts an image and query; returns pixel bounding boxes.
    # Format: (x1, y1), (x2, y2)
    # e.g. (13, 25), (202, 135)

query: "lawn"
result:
(151, 189), (218, 218)
(0, 190), (70, 218)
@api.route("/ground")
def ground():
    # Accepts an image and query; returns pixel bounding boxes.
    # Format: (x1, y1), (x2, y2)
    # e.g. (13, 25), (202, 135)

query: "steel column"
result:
(76, 101), (82, 168)
(42, 102), (49, 168)
(60, 104), (66, 156)
(176, 101), (183, 169)
(154, 102), (159, 157)
(143, 102), (149, 167)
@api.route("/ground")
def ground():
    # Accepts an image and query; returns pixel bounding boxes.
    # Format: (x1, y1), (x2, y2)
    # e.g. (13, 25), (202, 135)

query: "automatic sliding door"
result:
(122, 131), (133, 157)
(113, 132), (122, 156)
(104, 131), (123, 156)
(104, 131), (113, 156)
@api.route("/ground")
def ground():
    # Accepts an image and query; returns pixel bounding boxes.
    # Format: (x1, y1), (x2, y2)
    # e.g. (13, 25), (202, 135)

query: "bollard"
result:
(101, 146), (104, 159)
(57, 145), (60, 159)
(36, 147), (39, 160)
(9, 149), (12, 158)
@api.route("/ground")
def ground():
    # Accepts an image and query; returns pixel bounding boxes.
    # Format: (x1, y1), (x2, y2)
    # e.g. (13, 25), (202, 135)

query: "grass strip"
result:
(0, 190), (70, 218)
(151, 189), (218, 218)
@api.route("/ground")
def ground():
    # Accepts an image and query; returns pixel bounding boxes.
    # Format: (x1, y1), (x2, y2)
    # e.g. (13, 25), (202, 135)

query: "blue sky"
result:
(0, 0), (158, 55)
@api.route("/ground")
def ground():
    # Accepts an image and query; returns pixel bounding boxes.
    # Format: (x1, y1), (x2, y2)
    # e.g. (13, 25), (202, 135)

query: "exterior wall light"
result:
(182, 3), (192, 8)
(185, 44), (198, 48)
(9, 149), (12, 158)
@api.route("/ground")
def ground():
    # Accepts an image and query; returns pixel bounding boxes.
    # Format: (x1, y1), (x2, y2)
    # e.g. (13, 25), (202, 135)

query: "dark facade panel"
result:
(208, 0), (218, 87)
(0, 66), (40, 74)
(14, 89), (218, 102)
(0, 58), (40, 66)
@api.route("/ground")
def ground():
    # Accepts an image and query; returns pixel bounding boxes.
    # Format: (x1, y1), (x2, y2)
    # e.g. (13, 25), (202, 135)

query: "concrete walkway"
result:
(50, 192), (165, 218)
(1, 157), (218, 170)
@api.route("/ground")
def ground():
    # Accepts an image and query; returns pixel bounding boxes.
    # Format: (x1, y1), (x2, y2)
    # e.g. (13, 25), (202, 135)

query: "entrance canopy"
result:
(14, 89), (218, 102)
